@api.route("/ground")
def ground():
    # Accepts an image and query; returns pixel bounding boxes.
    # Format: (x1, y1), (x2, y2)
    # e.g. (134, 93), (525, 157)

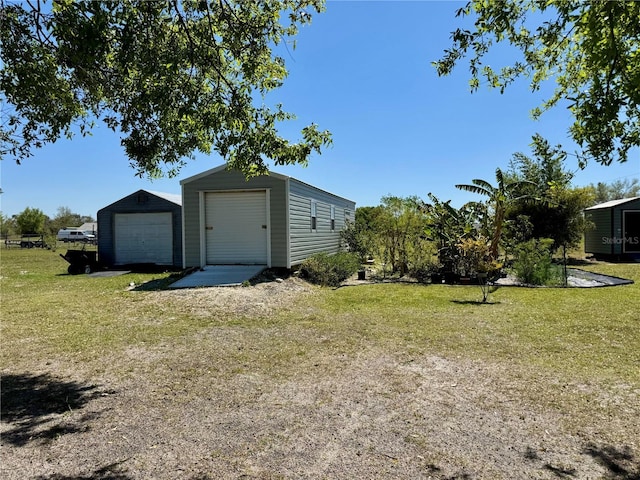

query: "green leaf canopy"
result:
(0, 0), (331, 177)
(434, 0), (640, 167)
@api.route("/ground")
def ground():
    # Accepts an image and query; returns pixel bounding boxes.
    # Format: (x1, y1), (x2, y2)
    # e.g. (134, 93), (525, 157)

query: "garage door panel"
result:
(115, 212), (173, 265)
(205, 191), (267, 264)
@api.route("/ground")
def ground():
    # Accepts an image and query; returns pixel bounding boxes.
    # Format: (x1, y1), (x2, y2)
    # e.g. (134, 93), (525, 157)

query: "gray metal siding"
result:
(97, 209), (114, 265)
(584, 209), (613, 255)
(181, 169), (287, 267)
(585, 198), (640, 256)
(289, 179), (356, 266)
(97, 190), (182, 267)
(613, 208), (624, 255)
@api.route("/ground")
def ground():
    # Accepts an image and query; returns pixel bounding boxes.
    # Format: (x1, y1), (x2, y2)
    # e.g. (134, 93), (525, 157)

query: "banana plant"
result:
(455, 168), (533, 259)
(423, 193), (477, 273)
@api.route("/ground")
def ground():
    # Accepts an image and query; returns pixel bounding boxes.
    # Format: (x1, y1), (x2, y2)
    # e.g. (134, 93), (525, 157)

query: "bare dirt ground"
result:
(2, 276), (639, 479)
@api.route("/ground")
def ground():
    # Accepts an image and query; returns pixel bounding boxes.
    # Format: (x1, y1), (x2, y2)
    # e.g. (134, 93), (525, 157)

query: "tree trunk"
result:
(490, 206), (504, 259)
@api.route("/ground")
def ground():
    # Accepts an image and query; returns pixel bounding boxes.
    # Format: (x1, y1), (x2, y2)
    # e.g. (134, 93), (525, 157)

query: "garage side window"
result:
(311, 201), (317, 231)
(330, 205), (336, 231)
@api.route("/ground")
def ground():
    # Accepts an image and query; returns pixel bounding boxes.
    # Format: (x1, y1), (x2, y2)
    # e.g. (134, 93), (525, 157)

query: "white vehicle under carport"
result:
(57, 229), (96, 243)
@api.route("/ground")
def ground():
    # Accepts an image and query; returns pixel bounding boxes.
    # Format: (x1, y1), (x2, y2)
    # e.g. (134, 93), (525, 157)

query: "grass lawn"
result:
(1, 247), (639, 478)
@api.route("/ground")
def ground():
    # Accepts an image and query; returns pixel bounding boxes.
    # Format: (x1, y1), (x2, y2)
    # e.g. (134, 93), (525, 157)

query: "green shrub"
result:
(44, 234), (58, 251)
(409, 259), (440, 283)
(300, 252), (361, 287)
(511, 238), (561, 285)
(340, 220), (372, 262)
(456, 236), (502, 277)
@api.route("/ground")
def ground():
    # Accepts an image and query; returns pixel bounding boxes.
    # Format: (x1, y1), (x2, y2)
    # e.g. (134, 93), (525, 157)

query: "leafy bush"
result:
(300, 252), (361, 287)
(408, 257), (440, 283)
(375, 196), (429, 275)
(340, 220), (372, 262)
(456, 236), (502, 277)
(511, 238), (561, 285)
(43, 234), (57, 251)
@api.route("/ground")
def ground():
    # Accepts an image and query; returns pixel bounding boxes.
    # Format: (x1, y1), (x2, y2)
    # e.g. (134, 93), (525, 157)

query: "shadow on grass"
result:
(131, 274), (183, 291)
(399, 442), (639, 480)
(332, 277), (422, 290)
(34, 461), (132, 480)
(131, 267), (294, 291)
(583, 443), (640, 480)
(450, 300), (502, 305)
(1, 372), (114, 447)
(543, 464), (577, 478)
(523, 443), (639, 479)
(565, 258), (599, 266)
(424, 463), (473, 479)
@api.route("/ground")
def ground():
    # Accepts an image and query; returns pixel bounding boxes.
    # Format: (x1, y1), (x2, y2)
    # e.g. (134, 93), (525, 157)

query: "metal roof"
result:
(78, 222), (97, 232)
(179, 163), (355, 204)
(179, 164), (289, 185)
(585, 196), (640, 210)
(98, 189), (182, 212)
(145, 190), (182, 205)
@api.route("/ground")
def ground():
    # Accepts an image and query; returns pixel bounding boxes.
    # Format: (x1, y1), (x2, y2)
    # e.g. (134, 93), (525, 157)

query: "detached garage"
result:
(97, 190), (183, 268)
(181, 165), (356, 269)
(584, 196), (640, 262)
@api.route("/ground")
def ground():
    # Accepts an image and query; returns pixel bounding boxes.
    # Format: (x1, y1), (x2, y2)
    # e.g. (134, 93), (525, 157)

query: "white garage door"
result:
(205, 191), (268, 264)
(115, 212), (173, 265)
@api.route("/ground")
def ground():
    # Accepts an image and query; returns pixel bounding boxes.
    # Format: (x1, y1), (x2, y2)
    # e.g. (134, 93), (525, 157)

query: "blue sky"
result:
(2, 0), (638, 219)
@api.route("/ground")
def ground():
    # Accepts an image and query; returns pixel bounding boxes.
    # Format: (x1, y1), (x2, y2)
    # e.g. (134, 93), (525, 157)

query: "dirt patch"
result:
(148, 275), (316, 318)
(2, 276), (638, 479)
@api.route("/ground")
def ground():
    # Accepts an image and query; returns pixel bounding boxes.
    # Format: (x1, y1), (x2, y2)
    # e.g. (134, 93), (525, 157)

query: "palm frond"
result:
(473, 179), (495, 192)
(495, 168), (505, 190)
(455, 183), (491, 196)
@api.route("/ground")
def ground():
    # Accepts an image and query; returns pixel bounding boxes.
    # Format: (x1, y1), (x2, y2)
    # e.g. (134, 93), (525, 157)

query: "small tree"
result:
(545, 185), (595, 251)
(15, 207), (46, 235)
(545, 185), (595, 284)
(45, 206), (95, 236)
(588, 179), (640, 204)
(457, 236), (501, 277)
(502, 214), (534, 261)
(0, 212), (17, 238)
(376, 196), (427, 276)
(505, 138), (595, 267)
(340, 220), (370, 263)
(457, 236), (502, 302)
